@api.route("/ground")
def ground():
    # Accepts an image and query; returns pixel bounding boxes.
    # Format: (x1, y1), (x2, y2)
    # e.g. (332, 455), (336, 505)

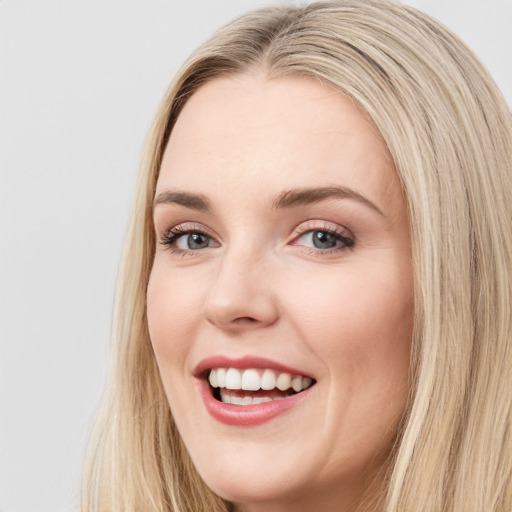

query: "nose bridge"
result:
(201, 240), (278, 329)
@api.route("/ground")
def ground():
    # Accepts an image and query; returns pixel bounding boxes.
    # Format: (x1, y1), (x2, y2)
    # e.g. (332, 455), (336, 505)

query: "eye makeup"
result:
(158, 219), (355, 258)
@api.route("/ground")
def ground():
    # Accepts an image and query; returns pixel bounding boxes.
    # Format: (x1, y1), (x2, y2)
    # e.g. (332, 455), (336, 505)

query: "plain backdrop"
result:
(1, 1), (511, 511)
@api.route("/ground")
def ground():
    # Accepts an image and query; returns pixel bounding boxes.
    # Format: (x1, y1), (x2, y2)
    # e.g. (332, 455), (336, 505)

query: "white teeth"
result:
(241, 369), (260, 391)
(209, 367), (314, 394)
(292, 375), (303, 392)
(252, 396), (272, 404)
(219, 390), (285, 406)
(261, 369), (276, 390)
(276, 372), (292, 391)
(225, 368), (242, 390)
(216, 368), (227, 388)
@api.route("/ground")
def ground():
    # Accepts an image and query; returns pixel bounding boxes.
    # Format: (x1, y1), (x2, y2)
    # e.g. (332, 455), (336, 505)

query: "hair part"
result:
(82, 1), (512, 510)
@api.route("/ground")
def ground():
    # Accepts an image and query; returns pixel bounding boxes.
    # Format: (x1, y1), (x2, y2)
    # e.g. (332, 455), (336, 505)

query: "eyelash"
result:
(292, 222), (354, 254)
(160, 223), (216, 256)
(159, 222), (354, 256)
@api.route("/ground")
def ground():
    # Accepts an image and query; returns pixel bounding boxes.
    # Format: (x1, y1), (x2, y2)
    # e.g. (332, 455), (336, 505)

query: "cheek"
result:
(281, 259), (413, 344)
(278, 258), (413, 398)
(146, 261), (203, 370)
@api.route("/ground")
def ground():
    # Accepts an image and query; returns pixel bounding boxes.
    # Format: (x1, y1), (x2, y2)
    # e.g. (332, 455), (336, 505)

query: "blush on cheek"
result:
(147, 285), (182, 361)
(147, 264), (204, 347)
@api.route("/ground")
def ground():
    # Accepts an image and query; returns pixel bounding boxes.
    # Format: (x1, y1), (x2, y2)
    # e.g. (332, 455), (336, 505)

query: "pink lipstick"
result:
(195, 355), (315, 426)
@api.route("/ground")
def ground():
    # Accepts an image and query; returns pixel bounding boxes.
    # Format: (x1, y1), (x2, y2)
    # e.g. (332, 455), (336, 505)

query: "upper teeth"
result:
(208, 368), (313, 393)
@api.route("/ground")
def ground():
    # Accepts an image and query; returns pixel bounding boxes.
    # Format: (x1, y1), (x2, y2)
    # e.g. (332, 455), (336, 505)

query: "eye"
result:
(291, 225), (354, 253)
(160, 224), (220, 254)
(300, 230), (339, 249)
(175, 232), (212, 250)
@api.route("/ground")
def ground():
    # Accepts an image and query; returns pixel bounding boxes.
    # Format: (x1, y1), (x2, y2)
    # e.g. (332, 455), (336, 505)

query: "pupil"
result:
(313, 231), (337, 249)
(188, 233), (209, 249)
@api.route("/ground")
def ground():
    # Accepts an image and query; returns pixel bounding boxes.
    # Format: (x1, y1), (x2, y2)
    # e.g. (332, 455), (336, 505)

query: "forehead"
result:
(158, 74), (399, 209)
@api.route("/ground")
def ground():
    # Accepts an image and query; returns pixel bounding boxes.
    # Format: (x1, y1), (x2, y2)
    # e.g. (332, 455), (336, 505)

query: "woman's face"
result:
(147, 74), (414, 511)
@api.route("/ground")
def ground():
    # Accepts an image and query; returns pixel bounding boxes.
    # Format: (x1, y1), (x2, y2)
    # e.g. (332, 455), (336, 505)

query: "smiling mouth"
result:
(207, 368), (315, 405)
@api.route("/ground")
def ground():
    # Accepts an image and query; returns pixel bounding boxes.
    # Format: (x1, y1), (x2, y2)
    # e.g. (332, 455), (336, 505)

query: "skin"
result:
(147, 73), (414, 512)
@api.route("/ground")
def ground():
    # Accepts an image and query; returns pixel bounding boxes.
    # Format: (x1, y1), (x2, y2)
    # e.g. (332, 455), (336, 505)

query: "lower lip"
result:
(197, 379), (312, 426)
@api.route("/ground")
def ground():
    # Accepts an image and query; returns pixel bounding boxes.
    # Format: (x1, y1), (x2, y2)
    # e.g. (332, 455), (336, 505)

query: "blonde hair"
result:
(81, 1), (512, 510)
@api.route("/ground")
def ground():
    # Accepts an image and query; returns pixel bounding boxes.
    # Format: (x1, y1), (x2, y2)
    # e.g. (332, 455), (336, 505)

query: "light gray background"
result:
(1, 1), (511, 511)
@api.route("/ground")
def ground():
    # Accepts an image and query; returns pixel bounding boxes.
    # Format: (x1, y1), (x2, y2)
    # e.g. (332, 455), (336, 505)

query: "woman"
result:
(81, 1), (512, 510)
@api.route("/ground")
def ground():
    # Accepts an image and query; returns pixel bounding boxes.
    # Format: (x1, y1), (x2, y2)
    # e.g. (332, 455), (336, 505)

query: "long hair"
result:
(81, 1), (512, 510)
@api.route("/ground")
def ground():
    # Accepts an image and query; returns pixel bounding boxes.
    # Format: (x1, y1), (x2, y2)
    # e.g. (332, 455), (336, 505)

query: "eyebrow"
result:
(271, 186), (384, 216)
(153, 186), (384, 216)
(153, 190), (212, 212)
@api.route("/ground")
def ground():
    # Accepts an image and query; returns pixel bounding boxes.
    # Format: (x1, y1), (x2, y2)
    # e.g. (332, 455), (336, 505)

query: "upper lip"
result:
(194, 355), (315, 379)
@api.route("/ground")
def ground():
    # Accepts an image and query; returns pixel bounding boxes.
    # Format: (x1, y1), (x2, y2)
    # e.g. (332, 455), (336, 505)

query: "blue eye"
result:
(161, 227), (219, 253)
(309, 230), (338, 249)
(175, 232), (212, 250)
(294, 228), (354, 252)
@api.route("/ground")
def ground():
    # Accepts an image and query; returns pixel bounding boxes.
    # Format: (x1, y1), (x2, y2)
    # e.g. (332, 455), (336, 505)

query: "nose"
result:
(201, 248), (279, 331)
